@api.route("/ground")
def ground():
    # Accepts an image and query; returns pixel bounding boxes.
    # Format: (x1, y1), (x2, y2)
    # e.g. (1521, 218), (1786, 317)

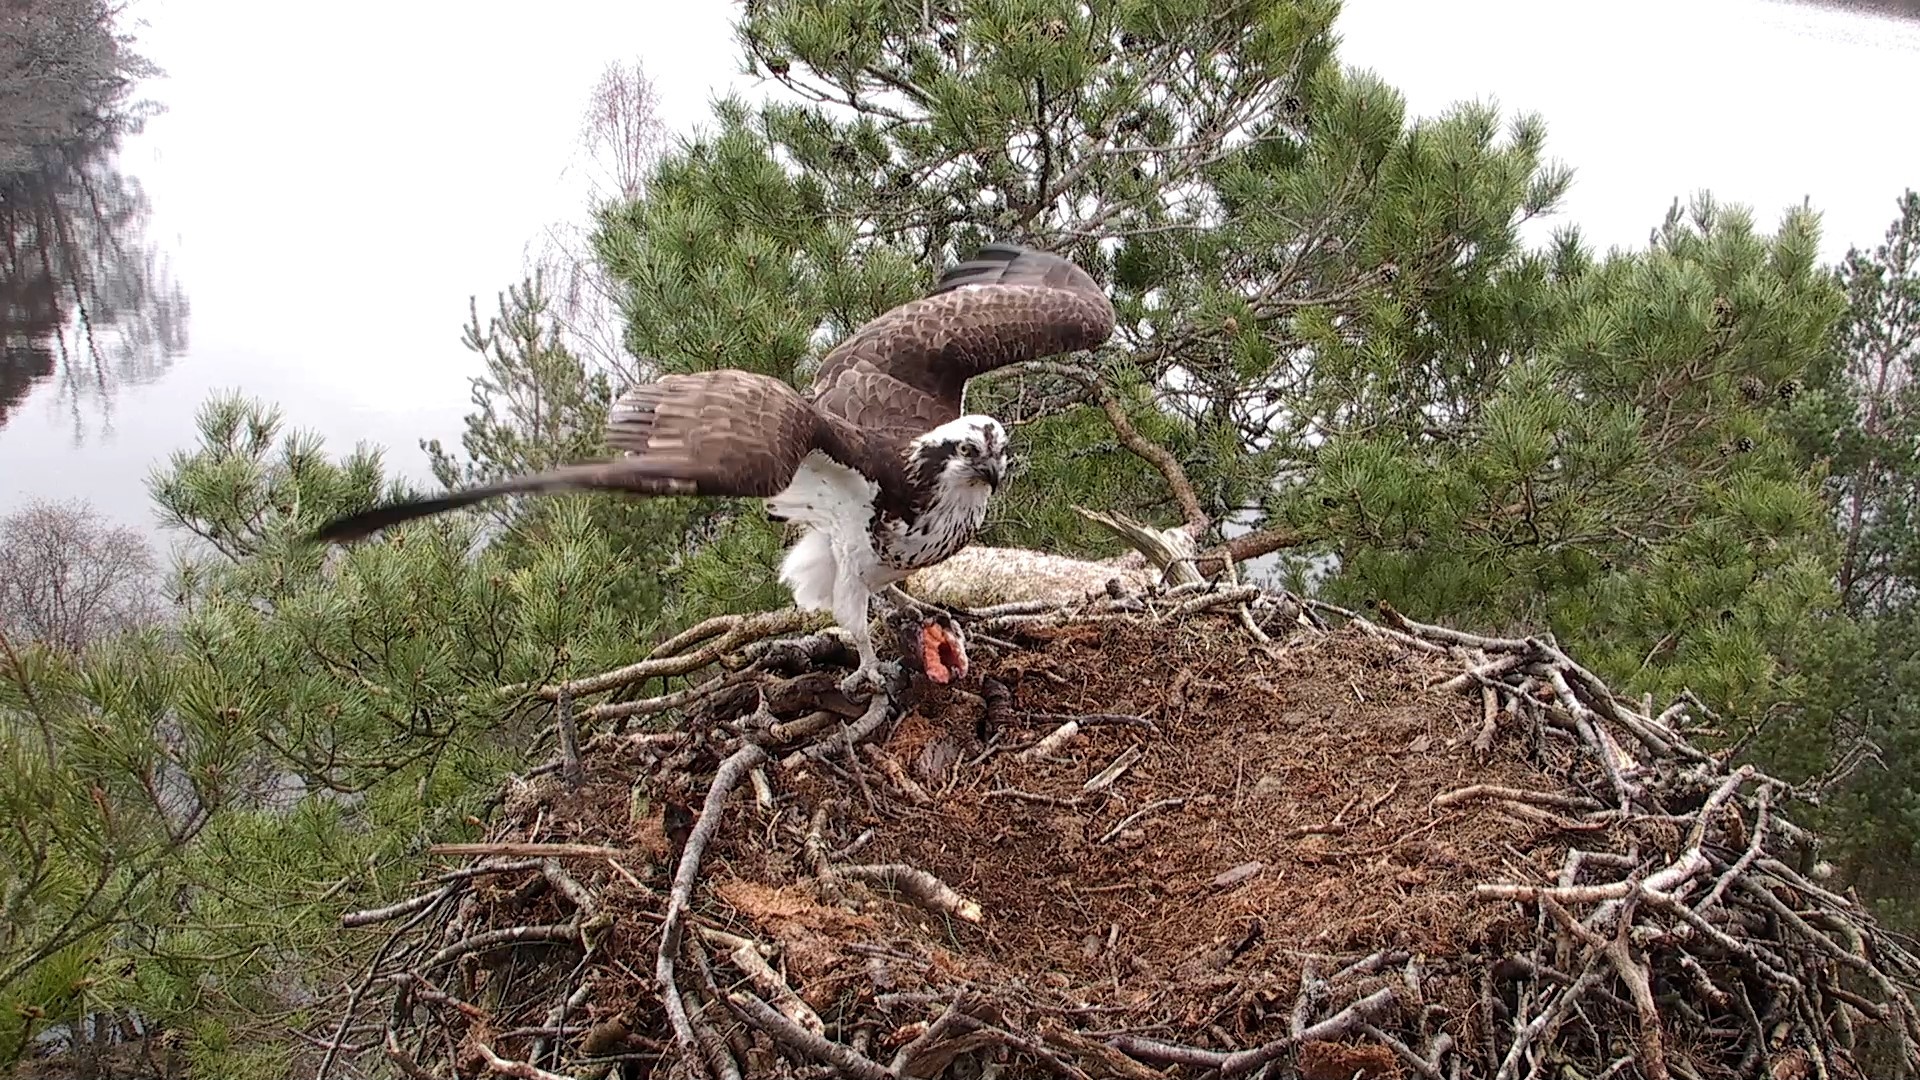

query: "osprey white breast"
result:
(304, 242), (1114, 699)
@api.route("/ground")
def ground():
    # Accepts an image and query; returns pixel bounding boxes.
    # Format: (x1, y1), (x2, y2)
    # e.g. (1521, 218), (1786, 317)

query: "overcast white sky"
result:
(1, 0), (1916, 533)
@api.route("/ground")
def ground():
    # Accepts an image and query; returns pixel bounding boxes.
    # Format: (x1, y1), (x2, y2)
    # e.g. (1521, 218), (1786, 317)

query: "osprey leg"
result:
(833, 578), (888, 698)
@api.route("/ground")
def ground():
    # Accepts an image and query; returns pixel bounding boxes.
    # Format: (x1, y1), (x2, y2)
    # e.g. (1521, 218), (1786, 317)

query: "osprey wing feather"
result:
(305, 370), (842, 544)
(304, 242), (1112, 547)
(806, 242), (1115, 437)
(600, 370), (847, 496)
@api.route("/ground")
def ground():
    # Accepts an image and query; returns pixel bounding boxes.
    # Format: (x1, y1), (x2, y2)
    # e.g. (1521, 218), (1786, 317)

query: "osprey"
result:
(306, 243), (1115, 695)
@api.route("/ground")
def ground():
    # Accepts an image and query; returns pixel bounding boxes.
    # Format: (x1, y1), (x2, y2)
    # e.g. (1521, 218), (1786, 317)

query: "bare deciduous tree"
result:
(522, 57), (668, 385)
(577, 57), (665, 207)
(0, 0), (158, 171)
(0, 497), (164, 652)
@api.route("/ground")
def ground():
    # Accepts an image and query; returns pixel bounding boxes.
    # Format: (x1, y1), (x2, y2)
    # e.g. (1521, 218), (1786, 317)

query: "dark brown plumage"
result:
(305, 243), (1113, 544)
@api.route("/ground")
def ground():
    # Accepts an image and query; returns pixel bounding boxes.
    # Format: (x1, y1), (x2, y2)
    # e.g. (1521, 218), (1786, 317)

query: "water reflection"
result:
(0, 0), (190, 439)
(0, 142), (190, 436)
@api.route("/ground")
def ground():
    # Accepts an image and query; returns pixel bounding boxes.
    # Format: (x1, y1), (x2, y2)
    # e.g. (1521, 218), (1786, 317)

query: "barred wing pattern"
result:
(304, 243), (1112, 545)
(806, 243), (1115, 442)
(306, 371), (837, 543)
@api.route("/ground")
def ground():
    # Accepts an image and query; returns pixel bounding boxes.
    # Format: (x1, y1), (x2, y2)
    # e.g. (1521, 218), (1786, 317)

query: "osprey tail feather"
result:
(304, 461), (702, 544)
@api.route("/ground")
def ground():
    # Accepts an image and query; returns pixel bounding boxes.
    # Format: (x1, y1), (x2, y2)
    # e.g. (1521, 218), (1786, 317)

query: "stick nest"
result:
(330, 583), (1920, 1080)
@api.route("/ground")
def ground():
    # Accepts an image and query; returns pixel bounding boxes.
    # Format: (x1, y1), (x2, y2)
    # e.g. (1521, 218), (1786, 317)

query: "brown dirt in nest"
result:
(342, 599), (1920, 1080)
(1297, 1039), (1403, 1080)
(703, 618), (1577, 1048)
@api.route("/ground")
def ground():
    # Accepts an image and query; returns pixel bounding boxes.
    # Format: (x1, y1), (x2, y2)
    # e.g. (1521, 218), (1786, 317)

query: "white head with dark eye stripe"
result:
(909, 415), (1008, 496)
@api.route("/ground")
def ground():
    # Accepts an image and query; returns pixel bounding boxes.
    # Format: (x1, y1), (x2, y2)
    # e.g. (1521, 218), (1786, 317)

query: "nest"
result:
(326, 582), (1920, 1080)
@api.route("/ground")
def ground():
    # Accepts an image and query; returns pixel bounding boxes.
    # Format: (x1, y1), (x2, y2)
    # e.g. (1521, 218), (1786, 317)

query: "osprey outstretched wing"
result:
(308, 242), (1113, 696)
(305, 370), (838, 542)
(306, 242), (1113, 544)
(806, 242), (1114, 441)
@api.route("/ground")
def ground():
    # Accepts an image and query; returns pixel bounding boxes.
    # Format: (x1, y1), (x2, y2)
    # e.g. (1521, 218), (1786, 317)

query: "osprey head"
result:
(911, 415), (1008, 493)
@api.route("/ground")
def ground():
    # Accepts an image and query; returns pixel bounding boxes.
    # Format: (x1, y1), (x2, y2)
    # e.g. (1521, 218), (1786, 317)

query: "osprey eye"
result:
(303, 240), (1105, 702)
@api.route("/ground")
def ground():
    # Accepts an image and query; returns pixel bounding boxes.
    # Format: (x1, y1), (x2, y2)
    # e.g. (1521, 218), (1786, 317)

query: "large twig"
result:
(428, 842), (634, 860)
(421, 923), (582, 974)
(1109, 986), (1398, 1077)
(1024, 361), (1208, 533)
(341, 881), (458, 929)
(726, 990), (895, 1080)
(1494, 951), (1607, 1080)
(697, 925), (824, 1036)
(791, 690), (897, 765)
(1433, 784), (1604, 813)
(837, 863), (984, 923)
(345, 581), (1920, 1080)
(475, 1041), (577, 1080)
(525, 610), (816, 700)
(657, 742), (770, 1068)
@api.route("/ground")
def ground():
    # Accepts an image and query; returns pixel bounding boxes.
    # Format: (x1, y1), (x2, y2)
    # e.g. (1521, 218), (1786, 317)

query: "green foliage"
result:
(1296, 196), (1848, 734)
(1785, 192), (1920, 927)
(11, 0), (1919, 1067)
(987, 400), (1191, 553)
(425, 274), (618, 496)
(417, 264), (805, 638)
(1826, 190), (1920, 614)
(0, 631), (211, 1062)
(592, 96), (924, 385)
(584, 4), (1849, 759)
(588, 0), (1576, 558)
(591, 23), (1841, 782)
(4, 389), (709, 1075)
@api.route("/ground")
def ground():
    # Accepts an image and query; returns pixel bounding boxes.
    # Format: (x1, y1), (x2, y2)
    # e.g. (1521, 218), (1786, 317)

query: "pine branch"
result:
(1214, 525), (1311, 567)
(1022, 362), (1208, 534)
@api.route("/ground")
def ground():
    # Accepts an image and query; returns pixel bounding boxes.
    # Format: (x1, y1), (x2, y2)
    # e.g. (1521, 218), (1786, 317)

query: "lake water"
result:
(2, 0), (1917, 545)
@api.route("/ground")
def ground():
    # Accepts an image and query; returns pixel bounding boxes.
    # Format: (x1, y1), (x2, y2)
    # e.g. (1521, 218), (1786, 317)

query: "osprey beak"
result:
(971, 458), (1006, 491)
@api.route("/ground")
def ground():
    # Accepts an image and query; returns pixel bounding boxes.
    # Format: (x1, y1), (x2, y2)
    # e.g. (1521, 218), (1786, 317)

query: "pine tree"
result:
(424, 273), (617, 498)
(600, 0), (1840, 735)
(1299, 194), (1847, 725)
(1788, 192), (1920, 926)
(4, 390), (692, 1076)
(595, 0), (1571, 564)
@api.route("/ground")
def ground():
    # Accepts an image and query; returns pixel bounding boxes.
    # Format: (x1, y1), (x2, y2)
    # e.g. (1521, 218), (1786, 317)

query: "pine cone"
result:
(1735, 436), (1755, 453)
(1712, 295), (1736, 327)
(1777, 377), (1802, 402)
(1041, 17), (1069, 41)
(1739, 375), (1767, 403)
